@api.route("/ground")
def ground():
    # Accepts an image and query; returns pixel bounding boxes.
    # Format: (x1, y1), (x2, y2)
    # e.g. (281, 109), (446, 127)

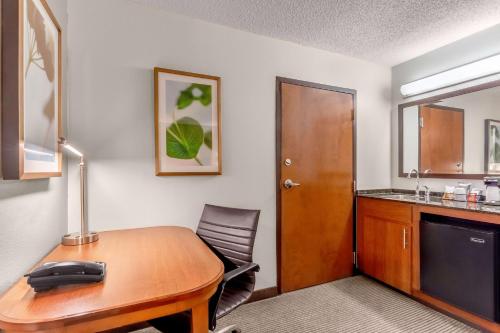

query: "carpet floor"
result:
(138, 276), (478, 333)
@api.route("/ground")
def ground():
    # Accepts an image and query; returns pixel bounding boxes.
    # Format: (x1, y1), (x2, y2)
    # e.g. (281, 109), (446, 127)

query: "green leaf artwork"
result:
(176, 84), (212, 109)
(166, 117), (204, 165)
(204, 130), (212, 149)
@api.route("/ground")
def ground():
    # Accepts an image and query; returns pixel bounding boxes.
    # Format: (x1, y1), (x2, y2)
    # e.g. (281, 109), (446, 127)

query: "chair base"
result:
(150, 312), (243, 333)
(213, 324), (241, 333)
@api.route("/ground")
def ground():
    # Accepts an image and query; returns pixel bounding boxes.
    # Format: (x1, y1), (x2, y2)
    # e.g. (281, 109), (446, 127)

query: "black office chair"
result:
(150, 204), (261, 333)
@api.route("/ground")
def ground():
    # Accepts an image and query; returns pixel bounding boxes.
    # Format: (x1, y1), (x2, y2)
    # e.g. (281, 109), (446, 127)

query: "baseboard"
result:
(248, 286), (279, 303)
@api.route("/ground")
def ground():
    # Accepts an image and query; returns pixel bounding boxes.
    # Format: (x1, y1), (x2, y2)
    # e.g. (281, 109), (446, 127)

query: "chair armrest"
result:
(223, 262), (260, 282)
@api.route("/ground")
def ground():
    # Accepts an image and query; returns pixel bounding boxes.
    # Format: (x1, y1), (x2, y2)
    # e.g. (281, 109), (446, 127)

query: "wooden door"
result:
(357, 198), (412, 294)
(419, 105), (464, 173)
(277, 78), (355, 293)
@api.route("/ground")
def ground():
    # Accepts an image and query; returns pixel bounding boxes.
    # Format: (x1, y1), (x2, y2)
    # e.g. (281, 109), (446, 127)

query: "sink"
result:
(376, 193), (443, 203)
(425, 196), (444, 203)
(377, 193), (418, 201)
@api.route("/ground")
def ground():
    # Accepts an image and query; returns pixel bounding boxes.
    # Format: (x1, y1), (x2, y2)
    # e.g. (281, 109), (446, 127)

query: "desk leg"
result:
(191, 301), (208, 333)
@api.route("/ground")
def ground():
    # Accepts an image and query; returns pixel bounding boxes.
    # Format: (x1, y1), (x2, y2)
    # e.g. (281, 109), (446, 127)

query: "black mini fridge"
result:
(420, 214), (499, 322)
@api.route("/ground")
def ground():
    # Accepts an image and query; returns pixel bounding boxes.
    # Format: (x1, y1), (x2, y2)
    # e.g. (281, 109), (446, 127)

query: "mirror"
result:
(399, 83), (500, 178)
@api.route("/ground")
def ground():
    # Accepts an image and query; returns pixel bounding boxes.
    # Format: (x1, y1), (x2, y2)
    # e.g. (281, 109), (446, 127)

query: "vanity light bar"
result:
(400, 54), (500, 97)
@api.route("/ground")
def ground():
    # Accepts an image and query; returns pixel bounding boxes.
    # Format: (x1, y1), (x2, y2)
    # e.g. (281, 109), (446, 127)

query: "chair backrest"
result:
(197, 204), (260, 267)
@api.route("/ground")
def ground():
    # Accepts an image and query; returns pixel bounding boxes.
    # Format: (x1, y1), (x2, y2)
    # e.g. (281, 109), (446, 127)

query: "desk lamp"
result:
(59, 137), (99, 245)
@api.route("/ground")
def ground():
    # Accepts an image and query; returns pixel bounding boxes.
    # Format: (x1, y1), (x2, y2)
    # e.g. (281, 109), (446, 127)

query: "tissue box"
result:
(442, 186), (455, 200)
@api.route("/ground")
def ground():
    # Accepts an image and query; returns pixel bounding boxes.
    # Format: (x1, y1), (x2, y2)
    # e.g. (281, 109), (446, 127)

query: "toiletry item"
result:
(442, 199), (455, 207)
(442, 186), (455, 200)
(484, 177), (500, 203)
(467, 189), (482, 203)
(466, 201), (479, 210)
(453, 187), (467, 202)
(467, 193), (478, 202)
(453, 182), (471, 202)
(457, 182), (472, 193)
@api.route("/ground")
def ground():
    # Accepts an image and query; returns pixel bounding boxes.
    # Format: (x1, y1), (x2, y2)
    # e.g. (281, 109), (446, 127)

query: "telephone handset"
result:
(25, 261), (106, 292)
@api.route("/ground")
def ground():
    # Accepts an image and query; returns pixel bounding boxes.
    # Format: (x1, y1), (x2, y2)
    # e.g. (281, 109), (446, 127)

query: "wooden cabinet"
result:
(357, 197), (412, 294)
(357, 197), (500, 331)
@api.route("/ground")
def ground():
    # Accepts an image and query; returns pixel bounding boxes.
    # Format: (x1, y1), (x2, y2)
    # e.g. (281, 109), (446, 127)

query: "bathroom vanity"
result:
(357, 192), (500, 332)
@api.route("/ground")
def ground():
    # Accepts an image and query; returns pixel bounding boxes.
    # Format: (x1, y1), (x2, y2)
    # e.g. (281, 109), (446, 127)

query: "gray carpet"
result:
(138, 276), (478, 333)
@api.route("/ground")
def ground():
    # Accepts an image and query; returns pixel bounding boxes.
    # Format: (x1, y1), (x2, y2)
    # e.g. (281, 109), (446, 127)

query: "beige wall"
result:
(65, 0), (392, 290)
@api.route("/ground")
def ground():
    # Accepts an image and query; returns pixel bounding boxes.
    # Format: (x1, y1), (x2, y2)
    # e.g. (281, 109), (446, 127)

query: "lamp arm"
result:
(79, 157), (88, 236)
(58, 137), (98, 246)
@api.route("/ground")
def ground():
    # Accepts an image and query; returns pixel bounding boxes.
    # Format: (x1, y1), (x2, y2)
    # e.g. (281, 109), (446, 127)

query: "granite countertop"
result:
(357, 189), (500, 216)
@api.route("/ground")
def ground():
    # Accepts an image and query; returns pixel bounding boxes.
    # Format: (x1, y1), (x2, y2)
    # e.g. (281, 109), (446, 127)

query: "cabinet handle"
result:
(403, 228), (407, 249)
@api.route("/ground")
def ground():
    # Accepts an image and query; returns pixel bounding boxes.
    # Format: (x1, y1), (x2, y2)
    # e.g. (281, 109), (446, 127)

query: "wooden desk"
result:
(0, 227), (224, 333)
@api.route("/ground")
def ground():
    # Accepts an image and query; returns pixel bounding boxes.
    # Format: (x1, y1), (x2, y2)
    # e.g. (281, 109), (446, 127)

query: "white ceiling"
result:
(132, 0), (500, 66)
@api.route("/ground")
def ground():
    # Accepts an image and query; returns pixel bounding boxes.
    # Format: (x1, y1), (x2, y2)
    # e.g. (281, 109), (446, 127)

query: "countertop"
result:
(357, 190), (500, 216)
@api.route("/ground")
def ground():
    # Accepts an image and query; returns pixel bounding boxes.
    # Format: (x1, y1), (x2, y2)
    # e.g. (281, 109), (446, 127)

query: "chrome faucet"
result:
(407, 169), (420, 197)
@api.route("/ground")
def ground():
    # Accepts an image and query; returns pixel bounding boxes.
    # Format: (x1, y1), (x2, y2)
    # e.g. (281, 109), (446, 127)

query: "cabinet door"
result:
(357, 198), (412, 294)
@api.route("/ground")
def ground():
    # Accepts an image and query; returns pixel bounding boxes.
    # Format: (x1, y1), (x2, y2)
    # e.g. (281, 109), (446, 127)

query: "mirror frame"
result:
(398, 80), (500, 179)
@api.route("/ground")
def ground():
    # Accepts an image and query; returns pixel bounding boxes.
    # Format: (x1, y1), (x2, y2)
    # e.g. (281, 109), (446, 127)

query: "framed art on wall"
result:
(1, 0), (62, 180)
(154, 67), (222, 175)
(485, 119), (500, 174)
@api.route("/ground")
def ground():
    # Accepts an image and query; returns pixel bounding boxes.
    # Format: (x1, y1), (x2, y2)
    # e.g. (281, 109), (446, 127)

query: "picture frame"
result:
(485, 119), (500, 174)
(1, 0), (63, 180)
(154, 67), (222, 176)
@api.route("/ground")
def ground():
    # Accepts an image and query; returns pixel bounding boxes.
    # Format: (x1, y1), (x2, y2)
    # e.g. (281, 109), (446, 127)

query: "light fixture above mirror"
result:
(400, 54), (500, 98)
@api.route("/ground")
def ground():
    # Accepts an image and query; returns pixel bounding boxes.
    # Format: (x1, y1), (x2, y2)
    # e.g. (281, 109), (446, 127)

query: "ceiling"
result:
(132, 0), (500, 67)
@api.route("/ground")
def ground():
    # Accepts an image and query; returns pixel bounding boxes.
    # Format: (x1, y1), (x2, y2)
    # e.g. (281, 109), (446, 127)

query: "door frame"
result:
(275, 76), (358, 293)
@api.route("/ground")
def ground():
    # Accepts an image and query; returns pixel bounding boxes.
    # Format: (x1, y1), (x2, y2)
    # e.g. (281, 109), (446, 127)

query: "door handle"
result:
(403, 228), (406, 249)
(283, 179), (301, 189)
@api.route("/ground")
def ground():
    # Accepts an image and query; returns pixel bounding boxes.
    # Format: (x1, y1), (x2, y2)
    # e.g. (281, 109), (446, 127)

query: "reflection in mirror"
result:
(420, 104), (464, 174)
(402, 106), (419, 173)
(486, 119), (500, 173)
(399, 84), (500, 178)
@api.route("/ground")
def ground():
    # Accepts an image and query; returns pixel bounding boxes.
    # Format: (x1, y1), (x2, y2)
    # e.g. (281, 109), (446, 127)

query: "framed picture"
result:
(485, 119), (500, 174)
(1, 0), (62, 180)
(154, 67), (222, 175)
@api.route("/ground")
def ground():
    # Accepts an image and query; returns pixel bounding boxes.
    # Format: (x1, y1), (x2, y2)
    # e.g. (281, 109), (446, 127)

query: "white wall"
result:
(0, 0), (68, 293)
(392, 24), (500, 191)
(66, 0), (391, 289)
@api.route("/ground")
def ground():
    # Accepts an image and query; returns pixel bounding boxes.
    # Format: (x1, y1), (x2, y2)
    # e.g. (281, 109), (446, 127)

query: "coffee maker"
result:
(484, 177), (500, 204)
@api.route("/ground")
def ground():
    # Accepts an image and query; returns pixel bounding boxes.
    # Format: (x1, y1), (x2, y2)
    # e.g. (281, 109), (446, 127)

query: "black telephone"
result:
(25, 261), (106, 292)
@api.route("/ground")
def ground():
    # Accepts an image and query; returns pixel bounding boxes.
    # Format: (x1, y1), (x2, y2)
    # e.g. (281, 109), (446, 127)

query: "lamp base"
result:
(61, 232), (99, 246)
